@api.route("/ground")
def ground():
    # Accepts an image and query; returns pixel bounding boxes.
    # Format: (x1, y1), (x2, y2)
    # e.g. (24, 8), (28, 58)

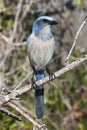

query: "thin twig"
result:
(9, 100), (35, 117)
(13, 72), (33, 91)
(20, 0), (35, 22)
(0, 107), (21, 121)
(65, 16), (87, 64)
(0, 55), (87, 106)
(8, 102), (47, 130)
(0, 33), (26, 46)
(11, 0), (23, 41)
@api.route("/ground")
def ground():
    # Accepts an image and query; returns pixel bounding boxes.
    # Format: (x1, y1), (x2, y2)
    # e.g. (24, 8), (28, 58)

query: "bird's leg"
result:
(31, 72), (38, 89)
(46, 66), (56, 81)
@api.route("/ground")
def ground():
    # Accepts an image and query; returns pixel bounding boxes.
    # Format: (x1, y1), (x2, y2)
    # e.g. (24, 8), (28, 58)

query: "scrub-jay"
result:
(27, 16), (57, 119)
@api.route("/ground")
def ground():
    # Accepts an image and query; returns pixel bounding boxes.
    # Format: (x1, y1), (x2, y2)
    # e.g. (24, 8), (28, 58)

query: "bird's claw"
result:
(31, 81), (38, 90)
(46, 67), (56, 81)
(31, 73), (38, 89)
(49, 73), (56, 81)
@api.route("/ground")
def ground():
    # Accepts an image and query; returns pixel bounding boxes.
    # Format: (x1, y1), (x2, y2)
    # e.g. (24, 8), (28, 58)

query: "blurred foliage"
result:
(0, 0), (4, 9)
(77, 0), (83, 6)
(0, 0), (87, 130)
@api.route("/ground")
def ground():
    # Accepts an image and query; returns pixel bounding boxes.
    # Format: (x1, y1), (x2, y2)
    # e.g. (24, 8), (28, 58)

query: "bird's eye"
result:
(43, 19), (48, 23)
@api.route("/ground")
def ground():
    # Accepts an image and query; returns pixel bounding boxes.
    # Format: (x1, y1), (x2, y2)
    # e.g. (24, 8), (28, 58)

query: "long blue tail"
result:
(35, 71), (44, 119)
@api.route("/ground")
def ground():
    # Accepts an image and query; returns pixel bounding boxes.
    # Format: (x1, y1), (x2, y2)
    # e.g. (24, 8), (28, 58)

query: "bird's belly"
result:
(28, 39), (54, 71)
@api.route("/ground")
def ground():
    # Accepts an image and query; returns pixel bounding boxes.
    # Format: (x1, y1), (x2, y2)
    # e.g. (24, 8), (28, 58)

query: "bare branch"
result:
(65, 16), (87, 64)
(8, 102), (47, 130)
(0, 55), (87, 107)
(11, 0), (23, 41)
(0, 33), (26, 46)
(0, 107), (21, 121)
(13, 72), (33, 91)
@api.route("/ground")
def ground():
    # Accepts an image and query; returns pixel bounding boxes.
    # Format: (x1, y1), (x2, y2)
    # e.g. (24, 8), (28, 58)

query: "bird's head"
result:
(32, 16), (58, 36)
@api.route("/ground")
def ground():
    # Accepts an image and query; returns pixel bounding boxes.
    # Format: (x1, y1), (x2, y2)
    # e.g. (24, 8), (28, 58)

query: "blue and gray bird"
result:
(27, 16), (57, 119)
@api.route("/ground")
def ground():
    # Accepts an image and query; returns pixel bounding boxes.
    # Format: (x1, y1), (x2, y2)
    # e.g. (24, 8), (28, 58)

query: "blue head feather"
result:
(32, 16), (57, 39)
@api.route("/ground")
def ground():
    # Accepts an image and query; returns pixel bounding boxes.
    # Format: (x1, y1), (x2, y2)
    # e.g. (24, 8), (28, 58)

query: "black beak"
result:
(49, 20), (58, 25)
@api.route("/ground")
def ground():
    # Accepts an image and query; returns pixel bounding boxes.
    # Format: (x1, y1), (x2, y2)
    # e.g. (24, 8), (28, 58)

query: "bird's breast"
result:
(27, 34), (55, 71)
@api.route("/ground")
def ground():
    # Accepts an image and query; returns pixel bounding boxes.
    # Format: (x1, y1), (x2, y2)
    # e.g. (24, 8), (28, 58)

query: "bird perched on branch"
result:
(27, 16), (57, 119)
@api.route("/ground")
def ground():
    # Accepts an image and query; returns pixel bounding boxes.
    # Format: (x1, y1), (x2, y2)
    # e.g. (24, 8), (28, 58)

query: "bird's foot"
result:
(31, 81), (38, 89)
(32, 74), (38, 89)
(49, 73), (56, 81)
(31, 73), (38, 89)
(46, 67), (56, 81)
